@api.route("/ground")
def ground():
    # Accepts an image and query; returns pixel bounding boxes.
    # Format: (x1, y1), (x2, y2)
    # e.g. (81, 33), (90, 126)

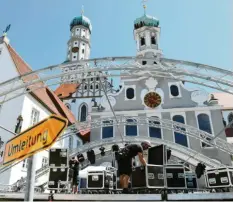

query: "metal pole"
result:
(24, 155), (36, 202)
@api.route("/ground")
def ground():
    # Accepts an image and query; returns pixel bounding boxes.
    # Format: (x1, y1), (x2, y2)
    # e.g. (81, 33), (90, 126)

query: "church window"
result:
(151, 36), (156, 45)
(102, 120), (114, 139)
(172, 115), (188, 147)
(76, 28), (79, 31)
(140, 37), (145, 46)
(90, 85), (93, 89)
(84, 85), (87, 90)
(82, 49), (85, 54)
(170, 85), (179, 97)
(126, 88), (135, 100)
(30, 108), (39, 126)
(142, 61), (147, 65)
(96, 85), (99, 89)
(91, 78), (93, 81)
(96, 77), (99, 81)
(197, 113), (213, 148)
(80, 103), (88, 122)
(75, 42), (77, 45)
(125, 119), (137, 136)
(73, 56), (76, 59)
(149, 116), (162, 138)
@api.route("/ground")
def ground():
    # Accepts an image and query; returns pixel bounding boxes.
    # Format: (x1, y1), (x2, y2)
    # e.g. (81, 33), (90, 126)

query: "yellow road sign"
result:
(3, 115), (68, 166)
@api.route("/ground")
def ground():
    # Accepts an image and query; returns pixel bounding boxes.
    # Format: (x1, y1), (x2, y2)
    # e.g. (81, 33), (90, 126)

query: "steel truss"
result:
(68, 136), (223, 168)
(0, 57), (232, 103)
(70, 116), (233, 156)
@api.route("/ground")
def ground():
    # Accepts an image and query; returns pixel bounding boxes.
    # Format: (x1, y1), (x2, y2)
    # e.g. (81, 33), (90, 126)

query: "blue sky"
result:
(0, 0), (232, 90)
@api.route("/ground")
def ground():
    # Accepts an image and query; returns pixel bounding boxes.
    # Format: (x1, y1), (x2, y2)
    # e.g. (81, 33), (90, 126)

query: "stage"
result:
(1, 192), (233, 201)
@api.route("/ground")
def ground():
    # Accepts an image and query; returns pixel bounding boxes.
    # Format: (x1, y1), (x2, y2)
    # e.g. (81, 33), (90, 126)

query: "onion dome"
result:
(70, 15), (92, 33)
(134, 14), (159, 30)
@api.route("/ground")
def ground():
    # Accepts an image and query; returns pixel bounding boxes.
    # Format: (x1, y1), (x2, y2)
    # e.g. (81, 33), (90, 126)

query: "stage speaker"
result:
(48, 167), (71, 189)
(131, 166), (147, 188)
(166, 165), (186, 188)
(87, 150), (95, 164)
(49, 148), (68, 167)
(148, 144), (167, 165)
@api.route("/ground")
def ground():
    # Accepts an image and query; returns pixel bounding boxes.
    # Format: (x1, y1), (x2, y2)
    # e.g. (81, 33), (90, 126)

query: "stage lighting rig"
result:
(87, 149), (95, 164)
(195, 163), (206, 178)
(77, 153), (85, 163)
(99, 146), (105, 156)
(112, 144), (119, 152)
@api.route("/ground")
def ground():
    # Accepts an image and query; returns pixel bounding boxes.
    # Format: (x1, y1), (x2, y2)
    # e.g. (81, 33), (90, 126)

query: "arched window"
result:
(102, 120), (113, 139)
(151, 36), (156, 45)
(170, 85), (179, 97)
(172, 115), (188, 147)
(125, 119), (137, 136)
(126, 88), (135, 99)
(197, 113), (212, 147)
(141, 37), (145, 46)
(80, 104), (87, 122)
(149, 116), (162, 138)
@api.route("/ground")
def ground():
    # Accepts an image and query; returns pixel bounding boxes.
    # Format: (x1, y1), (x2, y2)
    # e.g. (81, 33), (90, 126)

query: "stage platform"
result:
(0, 192), (233, 201)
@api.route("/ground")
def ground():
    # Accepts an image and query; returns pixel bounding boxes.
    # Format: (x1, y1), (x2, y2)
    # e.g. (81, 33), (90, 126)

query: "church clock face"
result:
(144, 92), (162, 108)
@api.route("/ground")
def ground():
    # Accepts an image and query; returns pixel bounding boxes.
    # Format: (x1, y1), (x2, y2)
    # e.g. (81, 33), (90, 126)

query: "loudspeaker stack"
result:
(48, 148), (72, 191)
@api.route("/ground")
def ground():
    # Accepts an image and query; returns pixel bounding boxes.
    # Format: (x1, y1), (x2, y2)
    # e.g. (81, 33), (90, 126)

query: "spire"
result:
(142, 0), (147, 15)
(81, 5), (84, 16)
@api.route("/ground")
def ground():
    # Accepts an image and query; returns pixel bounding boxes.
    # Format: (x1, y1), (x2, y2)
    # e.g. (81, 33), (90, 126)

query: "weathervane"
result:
(2, 24), (11, 36)
(142, 0), (148, 15)
(81, 5), (84, 15)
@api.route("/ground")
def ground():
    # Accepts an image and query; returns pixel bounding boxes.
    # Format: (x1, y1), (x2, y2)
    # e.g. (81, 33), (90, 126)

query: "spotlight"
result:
(112, 144), (119, 152)
(87, 149), (95, 164)
(195, 163), (206, 179)
(99, 146), (105, 156)
(77, 153), (85, 163)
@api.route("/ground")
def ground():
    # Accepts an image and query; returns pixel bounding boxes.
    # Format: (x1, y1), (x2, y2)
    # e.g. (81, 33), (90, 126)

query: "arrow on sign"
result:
(3, 115), (68, 166)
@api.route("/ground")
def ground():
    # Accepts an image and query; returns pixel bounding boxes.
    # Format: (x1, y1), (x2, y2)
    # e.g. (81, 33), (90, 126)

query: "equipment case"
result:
(87, 170), (114, 190)
(146, 164), (165, 188)
(48, 167), (73, 190)
(165, 164), (186, 189)
(205, 167), (233, 188)
(49, 148), (68, 167)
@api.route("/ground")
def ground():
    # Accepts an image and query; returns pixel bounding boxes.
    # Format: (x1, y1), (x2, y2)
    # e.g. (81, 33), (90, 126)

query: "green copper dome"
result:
(134, 14), (159, 29)
(70, 15), (92, 33)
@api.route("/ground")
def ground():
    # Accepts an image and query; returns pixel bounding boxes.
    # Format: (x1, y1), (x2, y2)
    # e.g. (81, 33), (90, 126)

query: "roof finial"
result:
(81, 5), (84, 15)
(2, 24), (11, 37)
(142, 0), (147, 15)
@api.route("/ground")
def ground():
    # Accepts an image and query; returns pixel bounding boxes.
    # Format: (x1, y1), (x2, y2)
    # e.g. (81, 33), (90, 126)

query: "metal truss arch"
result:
(68, 136), (223, 168)
(0, 56), (233, 103)
(70, 116), (233, 156)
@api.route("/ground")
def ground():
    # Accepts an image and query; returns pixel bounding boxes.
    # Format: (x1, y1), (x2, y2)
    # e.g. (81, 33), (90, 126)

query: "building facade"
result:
(0, 35), (75, 185)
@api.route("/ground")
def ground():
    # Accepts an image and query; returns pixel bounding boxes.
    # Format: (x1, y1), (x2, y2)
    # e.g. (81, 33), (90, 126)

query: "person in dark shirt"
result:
(69, 157), (79, 194)
(117, 141), (151, 193)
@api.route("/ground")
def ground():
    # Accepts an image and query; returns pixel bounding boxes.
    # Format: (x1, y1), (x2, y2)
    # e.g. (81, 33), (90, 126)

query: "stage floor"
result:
(0, 192), (233, 201)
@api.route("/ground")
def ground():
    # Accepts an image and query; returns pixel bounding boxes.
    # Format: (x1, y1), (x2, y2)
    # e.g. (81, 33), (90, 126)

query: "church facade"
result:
(55, 9), (231, 168)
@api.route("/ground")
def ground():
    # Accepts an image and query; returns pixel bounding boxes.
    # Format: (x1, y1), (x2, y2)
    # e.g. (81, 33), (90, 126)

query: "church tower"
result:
(134, 2), (162, 58)
(67, 8), (92, 62)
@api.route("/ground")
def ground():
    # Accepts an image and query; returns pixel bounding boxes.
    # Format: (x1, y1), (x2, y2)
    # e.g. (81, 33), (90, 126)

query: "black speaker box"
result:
(131, 166), (147, 188)
(166, 165), (186, 188)
(49, 148), (68, 167)
(48, 167), (72, 189)
(148, 144), (167, 165)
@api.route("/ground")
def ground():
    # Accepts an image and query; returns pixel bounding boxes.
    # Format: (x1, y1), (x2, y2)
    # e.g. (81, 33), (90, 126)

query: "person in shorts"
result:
(117, 141), (151, 194)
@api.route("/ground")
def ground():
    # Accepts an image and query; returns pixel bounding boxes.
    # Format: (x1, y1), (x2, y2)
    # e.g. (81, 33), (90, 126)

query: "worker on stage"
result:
(117, 141), (151, 194)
